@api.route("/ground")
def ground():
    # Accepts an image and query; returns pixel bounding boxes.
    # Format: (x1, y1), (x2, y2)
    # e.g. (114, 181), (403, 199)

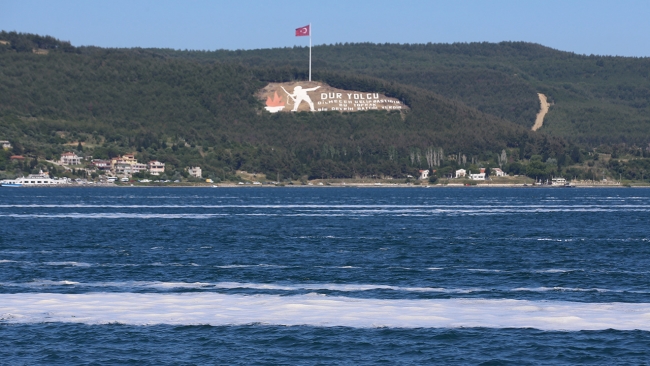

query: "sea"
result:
(1, 186), (650, 365)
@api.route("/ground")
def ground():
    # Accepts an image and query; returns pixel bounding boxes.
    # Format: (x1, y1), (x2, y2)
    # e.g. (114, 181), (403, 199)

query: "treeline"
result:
(0, 31), (77, 53)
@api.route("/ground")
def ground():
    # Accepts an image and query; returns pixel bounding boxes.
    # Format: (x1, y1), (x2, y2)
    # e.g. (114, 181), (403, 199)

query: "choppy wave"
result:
(1, 293), (649, 330)
(3, 207), (650, 219)
(44, 262), (92, 267)
(3, 280), (649, 295)
(1, 204), (650, 208)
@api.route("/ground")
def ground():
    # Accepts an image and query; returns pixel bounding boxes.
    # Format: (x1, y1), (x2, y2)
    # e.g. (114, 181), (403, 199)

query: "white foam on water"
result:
(2, 209), (650, 219)
(214, 264), (290, 269)
(0, 213), (228, 219)
(44, 262), (92, 267)
(511, 287), (636, 293)
(0, 280), (464, 293)
(213, 265), (257, 268)
(1, 293), (649, 330)
(533, 269), (577, 273)
(468, 269), (502, 272)
(1, 204), (649, 209)
(22, 280), (81, 286)
(4, 280), (646, 295)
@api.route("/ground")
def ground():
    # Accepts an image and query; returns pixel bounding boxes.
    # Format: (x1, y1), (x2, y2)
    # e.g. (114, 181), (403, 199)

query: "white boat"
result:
(3, 171), (66, 186)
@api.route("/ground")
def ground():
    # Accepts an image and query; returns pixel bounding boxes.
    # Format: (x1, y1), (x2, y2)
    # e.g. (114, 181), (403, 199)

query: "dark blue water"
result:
(1, 187), (649, 364)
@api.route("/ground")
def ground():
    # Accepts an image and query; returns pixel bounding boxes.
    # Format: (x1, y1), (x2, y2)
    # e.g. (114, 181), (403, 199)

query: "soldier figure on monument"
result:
(283, 85), (321, 112)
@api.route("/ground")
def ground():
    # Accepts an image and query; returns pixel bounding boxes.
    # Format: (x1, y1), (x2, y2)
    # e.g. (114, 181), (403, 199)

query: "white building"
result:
(469, 172), (486, 180)
(0, 140), (11, 150)
(492, 168), (506, 177)
(115, 163), (132, 175)
(188, 166), (202, 178)
(551, 177), (567, 186)
(111, 154), (137, 168)
(91, 159), (112, 171)
(133, 163), (147, 173)
(115, 163), (147, 176)
(60, 152), (81, 165)
(419, 169), (429, 180)
(455, 169), (466, 178)
(148, 160), (165, 175)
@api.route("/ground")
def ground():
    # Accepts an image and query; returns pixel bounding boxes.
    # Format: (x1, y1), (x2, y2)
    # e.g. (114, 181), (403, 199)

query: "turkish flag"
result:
(295, 25), (310, 36)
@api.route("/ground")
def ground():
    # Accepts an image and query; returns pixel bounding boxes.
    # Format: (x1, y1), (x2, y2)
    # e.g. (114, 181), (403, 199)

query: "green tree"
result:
(526, 156), (547, 179)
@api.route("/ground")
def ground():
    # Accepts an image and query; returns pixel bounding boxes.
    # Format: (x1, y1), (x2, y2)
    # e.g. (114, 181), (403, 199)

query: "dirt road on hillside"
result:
(532, 93), (550, 131)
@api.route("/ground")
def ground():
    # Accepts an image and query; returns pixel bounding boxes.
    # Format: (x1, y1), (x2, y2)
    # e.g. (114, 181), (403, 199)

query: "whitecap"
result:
(1, 293), (649, 330)
(44, 262), (91, 267)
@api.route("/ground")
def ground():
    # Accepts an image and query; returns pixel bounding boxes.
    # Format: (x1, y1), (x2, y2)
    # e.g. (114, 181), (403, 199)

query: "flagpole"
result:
(309, 23), (312, 82)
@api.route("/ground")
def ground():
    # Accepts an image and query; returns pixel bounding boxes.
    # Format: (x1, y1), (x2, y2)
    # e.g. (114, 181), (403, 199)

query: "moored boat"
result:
(1, 171), (68, 187)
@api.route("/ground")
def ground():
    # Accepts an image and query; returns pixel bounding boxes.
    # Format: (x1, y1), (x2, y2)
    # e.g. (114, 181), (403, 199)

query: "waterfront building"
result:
(60, 152), (81, 165)
(91, 159), (112, 171)
(110, 154), (138, 171)
(115, 162), (147, 175)
(188, 166), (202, 178)
(469, 172), (486, 180)
(551, 177), (567, 186)
(492, 168), (506, 177)
(148, 160), (165, 175)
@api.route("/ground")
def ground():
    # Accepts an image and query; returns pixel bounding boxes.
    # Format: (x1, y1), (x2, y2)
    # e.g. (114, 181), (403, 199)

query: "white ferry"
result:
(1, 171), (69, 187)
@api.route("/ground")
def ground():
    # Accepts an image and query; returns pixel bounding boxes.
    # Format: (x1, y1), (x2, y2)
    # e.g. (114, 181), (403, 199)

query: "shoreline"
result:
(4, 183), (648, 188)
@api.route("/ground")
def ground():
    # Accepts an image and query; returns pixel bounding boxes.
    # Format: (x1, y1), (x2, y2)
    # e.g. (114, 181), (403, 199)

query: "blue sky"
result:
(1, 0), (649, 56)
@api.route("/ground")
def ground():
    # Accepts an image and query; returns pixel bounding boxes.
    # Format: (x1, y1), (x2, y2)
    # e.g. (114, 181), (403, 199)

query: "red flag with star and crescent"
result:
(295, 25), (310, 37)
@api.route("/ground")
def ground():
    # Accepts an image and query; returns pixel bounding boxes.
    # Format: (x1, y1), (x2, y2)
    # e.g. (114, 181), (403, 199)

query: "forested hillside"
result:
(154, 42), (650, 145)
(0, 32), (647, 183)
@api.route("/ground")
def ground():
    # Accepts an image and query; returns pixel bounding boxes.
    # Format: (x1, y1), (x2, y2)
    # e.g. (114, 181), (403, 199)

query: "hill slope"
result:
(153, 42), (650, 145)
(0, 32), (564, 180)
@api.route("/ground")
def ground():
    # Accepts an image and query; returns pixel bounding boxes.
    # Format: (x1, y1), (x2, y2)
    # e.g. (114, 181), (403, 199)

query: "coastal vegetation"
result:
(1, 31), (649, 183)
